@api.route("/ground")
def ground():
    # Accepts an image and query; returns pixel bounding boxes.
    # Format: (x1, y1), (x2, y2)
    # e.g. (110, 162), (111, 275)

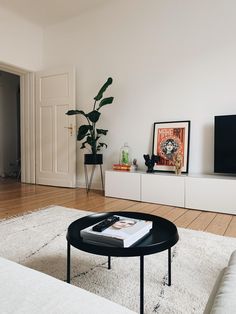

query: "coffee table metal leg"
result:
(140, 255), (144, 314)
(67, 241), (71, 283)
(168, 247), (171, 286)
(108, 256), (111, 269)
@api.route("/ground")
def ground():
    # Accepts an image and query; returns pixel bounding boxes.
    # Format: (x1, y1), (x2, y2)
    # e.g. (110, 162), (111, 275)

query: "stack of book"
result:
(80, 215), (152, 247)
(112, 164), (131, 171)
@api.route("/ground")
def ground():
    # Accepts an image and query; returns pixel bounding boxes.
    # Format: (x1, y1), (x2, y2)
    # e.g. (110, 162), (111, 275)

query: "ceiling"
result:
(0, 0), (110, 27)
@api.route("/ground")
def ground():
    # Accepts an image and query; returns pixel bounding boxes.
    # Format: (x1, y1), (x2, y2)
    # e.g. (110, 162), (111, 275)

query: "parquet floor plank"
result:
(174, 209), (202, 228)
(205, 213), (232, 235)
(187, 211), (217, 231)
(224, 216), (236, 237)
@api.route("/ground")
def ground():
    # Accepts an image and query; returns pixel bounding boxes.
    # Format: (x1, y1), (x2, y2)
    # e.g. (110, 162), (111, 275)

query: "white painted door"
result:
(36, 67), (76, 187)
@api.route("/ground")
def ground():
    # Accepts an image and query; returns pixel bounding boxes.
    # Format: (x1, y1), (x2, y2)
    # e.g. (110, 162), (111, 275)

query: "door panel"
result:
(36, 67), (76, 187)
(56, 104), (69, 174)
(40, 73), (69, 99)
(40, 106), (53, 172)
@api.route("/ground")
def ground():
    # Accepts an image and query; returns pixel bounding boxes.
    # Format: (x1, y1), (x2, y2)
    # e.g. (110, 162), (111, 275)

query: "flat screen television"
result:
(214, 114), (236, 174)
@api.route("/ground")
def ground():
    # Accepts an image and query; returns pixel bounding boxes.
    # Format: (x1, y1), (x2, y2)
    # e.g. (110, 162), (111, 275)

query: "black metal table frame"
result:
(66, 208), (178, 314)
(67, 243), (171, 314)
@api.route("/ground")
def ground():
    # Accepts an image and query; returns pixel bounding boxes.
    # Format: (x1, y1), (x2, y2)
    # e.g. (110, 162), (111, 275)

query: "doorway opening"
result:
(0, 70), (21, 180)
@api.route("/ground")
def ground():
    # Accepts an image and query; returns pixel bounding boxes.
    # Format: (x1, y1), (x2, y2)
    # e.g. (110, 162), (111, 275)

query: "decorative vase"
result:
(84, 154), (103, 165)
(119, 143), (132, 165)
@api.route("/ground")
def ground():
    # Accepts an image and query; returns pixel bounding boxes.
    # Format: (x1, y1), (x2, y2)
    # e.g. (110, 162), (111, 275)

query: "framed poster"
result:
(152, 120), (190, 173)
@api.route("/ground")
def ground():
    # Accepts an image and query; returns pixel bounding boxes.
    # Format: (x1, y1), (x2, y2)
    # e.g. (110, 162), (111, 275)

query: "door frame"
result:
(0, 62), (35, 184)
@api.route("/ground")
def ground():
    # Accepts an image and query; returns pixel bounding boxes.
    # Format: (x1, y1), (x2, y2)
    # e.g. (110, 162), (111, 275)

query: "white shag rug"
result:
(0, 205), (236, 314)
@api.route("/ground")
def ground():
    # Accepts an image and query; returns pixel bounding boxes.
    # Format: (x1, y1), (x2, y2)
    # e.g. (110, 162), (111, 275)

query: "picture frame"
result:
(152, 120), (191, 173)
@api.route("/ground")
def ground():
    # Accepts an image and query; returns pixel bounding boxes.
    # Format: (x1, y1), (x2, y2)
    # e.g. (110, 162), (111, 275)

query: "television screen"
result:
(214, 115), (236, 174)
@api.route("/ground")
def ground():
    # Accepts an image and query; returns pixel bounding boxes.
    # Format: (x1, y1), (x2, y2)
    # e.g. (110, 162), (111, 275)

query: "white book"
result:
(80, 215), (152, 247)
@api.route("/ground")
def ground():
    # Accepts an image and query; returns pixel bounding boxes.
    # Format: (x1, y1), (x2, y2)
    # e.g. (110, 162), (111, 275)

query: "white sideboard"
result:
(105, 170), (236, 214)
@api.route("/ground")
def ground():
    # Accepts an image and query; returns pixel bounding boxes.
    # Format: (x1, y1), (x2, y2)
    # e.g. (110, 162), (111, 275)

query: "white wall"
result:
(0, 71), (20, 176)
(43, 0), (236, 187)
(0, 7), (43, 71)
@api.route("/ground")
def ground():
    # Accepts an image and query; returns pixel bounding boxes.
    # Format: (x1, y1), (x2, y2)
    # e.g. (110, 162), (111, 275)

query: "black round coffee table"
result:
(66, 211), (179, 314)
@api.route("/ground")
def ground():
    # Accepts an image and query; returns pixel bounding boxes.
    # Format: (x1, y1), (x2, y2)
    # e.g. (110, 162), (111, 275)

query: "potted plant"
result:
(66, 77), (114, 164)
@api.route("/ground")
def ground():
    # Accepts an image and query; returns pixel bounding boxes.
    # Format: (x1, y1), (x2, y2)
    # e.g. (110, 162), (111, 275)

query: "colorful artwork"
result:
(152, 121), (190, 173)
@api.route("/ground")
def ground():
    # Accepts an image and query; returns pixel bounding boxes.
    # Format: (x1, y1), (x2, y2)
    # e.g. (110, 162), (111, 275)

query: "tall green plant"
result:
(66, 77), (114, 155)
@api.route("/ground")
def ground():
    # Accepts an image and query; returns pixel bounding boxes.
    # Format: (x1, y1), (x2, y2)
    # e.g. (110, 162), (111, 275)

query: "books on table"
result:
(80, 215), (152, 247)
(112, 164), (131, 171)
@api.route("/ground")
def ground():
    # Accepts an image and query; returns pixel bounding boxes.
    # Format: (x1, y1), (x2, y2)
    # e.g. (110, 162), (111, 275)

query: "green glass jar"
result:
(119, 143), (132, 165)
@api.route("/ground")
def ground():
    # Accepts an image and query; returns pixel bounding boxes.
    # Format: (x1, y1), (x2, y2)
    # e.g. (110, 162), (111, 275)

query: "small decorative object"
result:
(143, 154), (160, 173)
(173, 153), (182, 175)
(119, 143), (131, 165)
(152, 120), (190, 173)
(130, 158), (138, 172)
(66, 77), (114, 165)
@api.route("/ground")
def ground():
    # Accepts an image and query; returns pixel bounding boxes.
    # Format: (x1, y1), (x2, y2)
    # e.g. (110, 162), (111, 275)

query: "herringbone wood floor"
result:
(0, 178), (235, 237)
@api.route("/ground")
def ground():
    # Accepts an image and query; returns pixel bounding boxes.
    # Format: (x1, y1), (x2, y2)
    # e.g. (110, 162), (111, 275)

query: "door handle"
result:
(64, 124), (73, 136)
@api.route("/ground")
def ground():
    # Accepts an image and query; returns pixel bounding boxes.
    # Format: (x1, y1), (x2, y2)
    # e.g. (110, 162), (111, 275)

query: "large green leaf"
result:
(98, 97), (114, 110)
(80, 141), (87, 149)
(97, 142), (107, 149)
(87, 136), (97, 153)
(97, 142), (107, 152)
(87, 110), (101, 123)
(86, 136), (94, 146)
(94, 77), (113, 101)
(96, 129), (108, 135)
(77, 125), (92, 141)
(66, 110), (86, 117)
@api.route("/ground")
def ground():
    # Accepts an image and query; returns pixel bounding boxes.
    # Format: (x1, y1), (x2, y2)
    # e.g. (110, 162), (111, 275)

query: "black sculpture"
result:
(143, 154), (160, 173)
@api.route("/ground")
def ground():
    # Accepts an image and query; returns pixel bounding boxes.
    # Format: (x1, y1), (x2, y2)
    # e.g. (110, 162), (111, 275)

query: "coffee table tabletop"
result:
(66, 211), (179, 314)
(67, 211), (178, 256)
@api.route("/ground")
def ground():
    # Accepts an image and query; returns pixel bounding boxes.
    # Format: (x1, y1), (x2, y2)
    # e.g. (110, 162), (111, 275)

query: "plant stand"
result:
(84, 164), (104, 193)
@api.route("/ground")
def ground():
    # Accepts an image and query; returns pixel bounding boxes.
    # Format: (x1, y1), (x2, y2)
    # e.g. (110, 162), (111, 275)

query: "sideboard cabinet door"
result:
(105, 171), (141, 201)
(141, 173), (185, 207)
(185, 176), (236, 214)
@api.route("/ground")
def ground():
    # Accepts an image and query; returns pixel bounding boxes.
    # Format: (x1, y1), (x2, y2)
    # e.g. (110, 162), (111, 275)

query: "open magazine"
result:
(80, 215), (152, 247)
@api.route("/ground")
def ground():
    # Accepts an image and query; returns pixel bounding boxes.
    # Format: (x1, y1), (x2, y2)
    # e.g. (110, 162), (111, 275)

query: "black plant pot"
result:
(84, 154), (103, 165)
